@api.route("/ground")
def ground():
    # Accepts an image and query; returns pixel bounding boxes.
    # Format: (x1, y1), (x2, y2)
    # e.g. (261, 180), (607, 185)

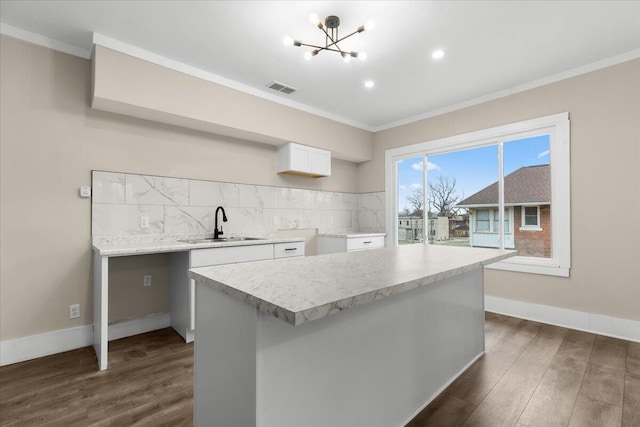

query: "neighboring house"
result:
(456, 165), (551, 257)
(398, 216), (425, 242)
(449, 214), (470, 238)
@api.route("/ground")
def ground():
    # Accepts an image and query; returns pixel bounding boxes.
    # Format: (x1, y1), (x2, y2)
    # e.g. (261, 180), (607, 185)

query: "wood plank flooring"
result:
(0, 313), (638, 426)
(408, 312), (639, 427)
(0, 328), (193, 426)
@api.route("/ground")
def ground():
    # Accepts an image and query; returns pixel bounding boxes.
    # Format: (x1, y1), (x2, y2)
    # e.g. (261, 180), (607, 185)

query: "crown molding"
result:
(91, 33), (374, 132)
(2, 24), (638, 135)
(0, 23), (91, 59)
(372, 48), (640, 132)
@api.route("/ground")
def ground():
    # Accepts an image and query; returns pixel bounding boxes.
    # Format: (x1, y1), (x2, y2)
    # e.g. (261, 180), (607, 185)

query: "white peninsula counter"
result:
(189, 245), (515, 427)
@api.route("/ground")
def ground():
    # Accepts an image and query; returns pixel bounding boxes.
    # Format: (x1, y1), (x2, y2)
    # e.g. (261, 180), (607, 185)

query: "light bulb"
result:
(364, 20), (376, 31)
(309, 13), (320, 26)
(358, 52), (368, 61)
(432, 49), (445, 59)
(304, 51), (313, 60)
(343, 54), (351, 63)
(283, 36), (294, 47)
(364, 80), (375, 88)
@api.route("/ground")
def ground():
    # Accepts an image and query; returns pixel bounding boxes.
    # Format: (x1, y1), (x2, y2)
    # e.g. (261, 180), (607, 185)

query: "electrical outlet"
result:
(69, 304), (80, 319)
(140, 216), (149, 228)
(329, 215), (335, 225)
(143, 275), (152, 287)
(272, 216), (279, 226)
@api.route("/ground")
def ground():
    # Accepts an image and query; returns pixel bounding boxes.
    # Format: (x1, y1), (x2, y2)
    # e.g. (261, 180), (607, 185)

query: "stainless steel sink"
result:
(178, 237), (266, 244)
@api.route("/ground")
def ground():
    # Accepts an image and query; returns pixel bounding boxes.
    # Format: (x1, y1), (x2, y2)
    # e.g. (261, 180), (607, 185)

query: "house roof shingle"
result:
(457, 165), (550, 207)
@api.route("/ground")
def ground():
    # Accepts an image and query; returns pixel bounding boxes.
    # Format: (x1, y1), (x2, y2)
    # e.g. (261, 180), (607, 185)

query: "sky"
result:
(397, 135), (550, 213)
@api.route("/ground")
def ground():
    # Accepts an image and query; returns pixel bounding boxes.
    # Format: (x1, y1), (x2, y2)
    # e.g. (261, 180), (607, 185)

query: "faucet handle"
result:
(218, 226), (224, 236)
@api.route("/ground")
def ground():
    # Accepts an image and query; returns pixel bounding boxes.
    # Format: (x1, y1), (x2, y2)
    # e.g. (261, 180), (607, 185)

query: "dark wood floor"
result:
(408, 312), (640, 427)
(0, 328), (193, 426)
(0, 313), (638, 426)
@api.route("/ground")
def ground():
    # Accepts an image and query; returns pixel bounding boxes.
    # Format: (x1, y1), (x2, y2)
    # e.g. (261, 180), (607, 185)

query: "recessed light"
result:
(364, 80), (375, 88)
(432, 49), (445, 60)
(432, 49), (445, 59)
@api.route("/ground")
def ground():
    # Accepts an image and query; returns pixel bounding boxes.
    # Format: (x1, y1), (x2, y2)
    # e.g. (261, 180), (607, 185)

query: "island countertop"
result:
(188, 245), (516, 326)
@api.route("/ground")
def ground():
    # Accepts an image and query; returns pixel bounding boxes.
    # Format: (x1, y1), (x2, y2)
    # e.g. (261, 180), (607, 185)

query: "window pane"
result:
(493, 208), (511, 233)
(524, 207), (538, 226)
(504, 135), (551, 258)
(397, 156), (424, 245)
(427, 145), (498, 248)
(477, 210), (490, 231)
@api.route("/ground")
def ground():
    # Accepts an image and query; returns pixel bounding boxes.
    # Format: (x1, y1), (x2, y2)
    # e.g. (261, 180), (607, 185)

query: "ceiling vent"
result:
(267, 81), (297, 95)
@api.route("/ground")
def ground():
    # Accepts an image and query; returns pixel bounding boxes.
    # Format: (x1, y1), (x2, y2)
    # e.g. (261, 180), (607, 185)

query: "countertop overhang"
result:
(189, 245), (516, 326)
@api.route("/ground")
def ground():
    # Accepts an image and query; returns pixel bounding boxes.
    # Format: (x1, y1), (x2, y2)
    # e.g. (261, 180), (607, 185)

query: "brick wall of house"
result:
(513, 205), (551, 257)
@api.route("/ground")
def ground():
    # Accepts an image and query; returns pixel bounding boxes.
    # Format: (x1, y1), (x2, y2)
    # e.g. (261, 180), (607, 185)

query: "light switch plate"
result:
(79, 186), (91, 198)
(272, 216), (279, 226)
(140, 216), (149, 228)
(143, 275), (152, 287)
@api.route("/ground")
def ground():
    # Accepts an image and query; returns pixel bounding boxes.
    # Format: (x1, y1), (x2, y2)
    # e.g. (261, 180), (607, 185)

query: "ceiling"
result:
(1, 1), (639, 131)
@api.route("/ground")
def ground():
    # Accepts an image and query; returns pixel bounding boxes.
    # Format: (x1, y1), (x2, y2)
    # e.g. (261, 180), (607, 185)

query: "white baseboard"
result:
(485, 296), (640, 343)
(108, 313), (170, 341)
(0, 313), (171, 367)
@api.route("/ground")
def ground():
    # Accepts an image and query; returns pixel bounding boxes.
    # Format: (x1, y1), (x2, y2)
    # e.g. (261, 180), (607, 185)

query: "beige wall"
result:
(93, 46), (373, 162)
(2, 33), (638, 344)
(0, 36), (360, 341)
(358, 59), (640, 321)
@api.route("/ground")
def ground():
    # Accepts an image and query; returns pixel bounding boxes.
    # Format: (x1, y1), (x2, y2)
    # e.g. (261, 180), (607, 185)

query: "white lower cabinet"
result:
(169, 242), (304, 342)
(317, 235), (385, 255)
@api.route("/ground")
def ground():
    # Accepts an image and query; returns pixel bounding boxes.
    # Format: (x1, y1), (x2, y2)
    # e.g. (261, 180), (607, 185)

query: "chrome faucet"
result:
(214, 206), (228, 239)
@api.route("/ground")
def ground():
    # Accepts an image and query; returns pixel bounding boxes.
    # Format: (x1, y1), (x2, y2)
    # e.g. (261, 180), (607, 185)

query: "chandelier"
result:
(283, 13), (375, 62)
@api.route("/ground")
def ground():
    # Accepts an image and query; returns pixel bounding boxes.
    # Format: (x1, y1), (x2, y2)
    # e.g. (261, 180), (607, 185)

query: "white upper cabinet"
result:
(277, 143), (331, 178)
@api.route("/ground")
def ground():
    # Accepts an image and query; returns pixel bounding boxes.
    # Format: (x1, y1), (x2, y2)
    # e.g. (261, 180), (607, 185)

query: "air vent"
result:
(267, 81), (297, 95)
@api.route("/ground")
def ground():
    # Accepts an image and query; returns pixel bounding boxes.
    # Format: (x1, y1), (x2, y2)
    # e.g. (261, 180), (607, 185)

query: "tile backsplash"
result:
(92, 171), (385, 240)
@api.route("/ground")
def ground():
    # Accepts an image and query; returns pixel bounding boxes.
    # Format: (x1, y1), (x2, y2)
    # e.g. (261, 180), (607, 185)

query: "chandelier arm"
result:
(298, 42), (327, 50)
(332, 29), (361, 45)
(297, 43), (350, 55)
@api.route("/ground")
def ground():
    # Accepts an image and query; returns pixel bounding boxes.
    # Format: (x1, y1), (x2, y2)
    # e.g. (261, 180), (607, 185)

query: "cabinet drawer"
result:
(274, 242), (305, 259)
(346, 236), (385, 252)
(190, 244), (273, 267)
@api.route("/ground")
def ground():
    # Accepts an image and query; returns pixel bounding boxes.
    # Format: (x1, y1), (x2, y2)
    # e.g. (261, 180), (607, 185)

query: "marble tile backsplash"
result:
(92, 171), (385, 240)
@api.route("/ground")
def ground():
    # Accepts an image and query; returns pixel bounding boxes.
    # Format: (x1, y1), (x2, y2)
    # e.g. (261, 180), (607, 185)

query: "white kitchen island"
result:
(189, 244), (515, 427)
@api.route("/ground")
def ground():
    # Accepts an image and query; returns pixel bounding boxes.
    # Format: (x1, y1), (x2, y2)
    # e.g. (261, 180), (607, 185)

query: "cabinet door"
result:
(310, 148), (331, 176)
(289, 144), (311, 172)
(189, 244), (274, 332)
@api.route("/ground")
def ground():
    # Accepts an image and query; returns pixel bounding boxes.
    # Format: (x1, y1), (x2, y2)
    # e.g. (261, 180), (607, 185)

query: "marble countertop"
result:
(93, 236), (304, 256)
(317, 232), (386, 238)
(189, 245), (516, 326)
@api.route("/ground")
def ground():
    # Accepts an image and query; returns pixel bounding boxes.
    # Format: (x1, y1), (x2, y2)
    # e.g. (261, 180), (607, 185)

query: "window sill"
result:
(486, 256), (569, 277)
(519, 227), (542, 231)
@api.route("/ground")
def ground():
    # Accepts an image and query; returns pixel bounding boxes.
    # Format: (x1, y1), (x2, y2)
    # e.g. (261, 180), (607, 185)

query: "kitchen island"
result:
(189, 244), (515, 427)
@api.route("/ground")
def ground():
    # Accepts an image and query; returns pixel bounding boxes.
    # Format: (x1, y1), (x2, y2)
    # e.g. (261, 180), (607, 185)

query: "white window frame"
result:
(385, 112), (571, 277)
(520, 205), (542, 231)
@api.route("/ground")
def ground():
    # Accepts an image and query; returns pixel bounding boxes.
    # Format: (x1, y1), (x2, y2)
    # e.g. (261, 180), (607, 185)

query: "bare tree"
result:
(428, 176), (462, 216)
(406, 187), (424, 217)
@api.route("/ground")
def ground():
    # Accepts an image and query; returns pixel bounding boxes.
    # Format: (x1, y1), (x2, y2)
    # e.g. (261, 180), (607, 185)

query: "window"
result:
(521, 206), (540, 229)
(385, 113), (570, 277)
(476, 210), (490, 231)
(493, 209), (511, 233)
